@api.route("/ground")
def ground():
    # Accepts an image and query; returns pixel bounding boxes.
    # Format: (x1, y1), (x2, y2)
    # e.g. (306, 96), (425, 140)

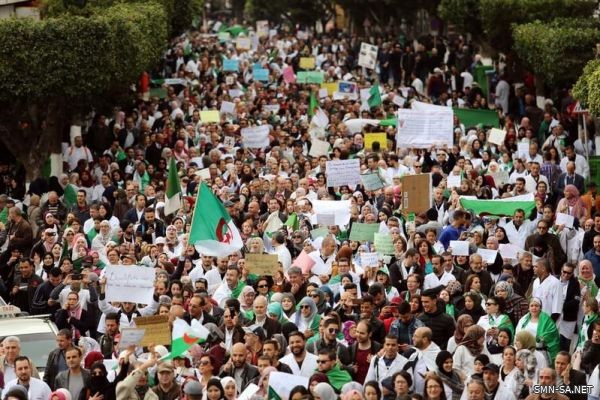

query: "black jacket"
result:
(562, 276), (581, 321)
(306, 338), (351, 366)
(219, 363), (260, 391)
(31, 280), (61, 316)
(559, 369), (587, 400)
(417, 302), (456, 350)
(55, 308), (92, 338)
(44, 348), (66, 390)
(248, 316), (281, 339)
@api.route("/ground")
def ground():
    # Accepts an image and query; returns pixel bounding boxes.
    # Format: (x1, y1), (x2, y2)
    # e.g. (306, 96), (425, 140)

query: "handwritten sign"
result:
(326, 159), (361, 187)
(118, 328), (146, 349)
(134, 315), (171, 346)
(105, 265), (155, 305)
(297, 71), (324, 84)
(374, 233), (394, 255)
(361, 173), (385, 191)
(349, 223), (380, 241)
(220, 101), (236, 115)
(299, 57), (316, 70)
(241, 125), (270, 148)
(397, 108), (453, 148)
(477, 249), (498, 264)
(236, 37), (251, 50)
(488, 128), (506, 146)
(310, 227), (329, 239)
(246, 253), (279, 275)
(223, 59), (239, 72)
(316, 213), (336, 226)
(447, 174), (462, 189)
(517, 143), (529, 160)
(200, 110), (220, 123)
(449, 241), (469, 256)
(365, 132), (387, 150)
(360, 252), (380, 267)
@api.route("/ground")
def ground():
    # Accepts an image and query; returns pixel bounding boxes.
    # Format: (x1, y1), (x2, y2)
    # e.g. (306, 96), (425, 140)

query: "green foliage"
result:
(586, 66), (600, 116)
(438, 0), (482, 36)
(171, 0), (203, 35)
(0, 2), (167, 101)
(573, 59), (600, 108)
(513, 18), (600, 86)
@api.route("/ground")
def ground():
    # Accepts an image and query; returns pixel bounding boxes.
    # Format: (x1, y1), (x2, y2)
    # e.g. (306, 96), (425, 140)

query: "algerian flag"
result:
(164, 158), (182, 216)
(268, 372), (309, 400)
(459, 193), (536, 217)
(308, 90), (318, 117)
(162, 319), (209, 360)
(285, 213), (299, 231)
(188, 182), (243, 257)
(63, 184), (78, 207)
(368, 85), (382, 108)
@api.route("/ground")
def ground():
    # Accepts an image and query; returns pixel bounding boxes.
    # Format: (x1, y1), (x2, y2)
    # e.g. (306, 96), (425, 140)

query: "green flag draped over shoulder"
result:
(368, 85), (382, 108)
(536, 311), (560, 364)
(63, 184), (78, 208)
(459, 193), (536, 217)
(326, 363), (353, 392)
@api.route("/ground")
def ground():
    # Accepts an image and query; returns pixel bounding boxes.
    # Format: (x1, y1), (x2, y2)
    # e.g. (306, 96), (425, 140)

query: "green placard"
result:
(361, 173), (385, 191)
(297, 71), (324, 84)
(453, 108), (499, 128)
(374, 233), (394, 255)
(349, 223), (380, 241)
(311, 227), (329, 239)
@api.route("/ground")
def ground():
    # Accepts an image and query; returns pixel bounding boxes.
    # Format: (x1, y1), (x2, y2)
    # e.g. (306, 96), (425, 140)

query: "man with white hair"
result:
(0, 337), (40, 382)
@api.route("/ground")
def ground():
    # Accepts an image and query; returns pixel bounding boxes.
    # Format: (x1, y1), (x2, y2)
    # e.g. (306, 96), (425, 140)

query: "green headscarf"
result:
(267, 302), (285, 324)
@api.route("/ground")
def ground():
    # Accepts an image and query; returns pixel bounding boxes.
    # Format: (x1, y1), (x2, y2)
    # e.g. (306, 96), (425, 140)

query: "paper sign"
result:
(490, 171), (509, 186)
(309, 139), (330, 157)
(238, 383), (260, 400)
(200, 110), (220, 123)
(358, 42), (378, 69)
(471, 158), (483, 170)
(269, 372), (309, 400)
(361, 173), (385, 191)
(223, 136), (236, 148)
(299, 57), (316, 70)
(321, 82), (339, 96)
(228, 89), (244, 98)
(317, 213), (336, 226)
(517, 143), (529, 160)
(310, 227), (329, 239)
(297, 71), (324, 84)
(296, 31), (309, 40)
(256, 20), (269, 38)
(312, 108), (329, 128)
(374, 233), (394, 255)
(397, 108), (453, 148)
(312, 199), (351, 226)
(360, 252), (380, 267)
(223, 59), (239, 72)
(477, 248), (498, 264)
(236, 37), (251, 50)
(349, 222), (380, 241)
(326, 159), (361, 187)
(318, 88), (328, 98)
(365, 132), (387, 150)
(241, 125), (270, 148)
(293, 250), (316, 274)
(225, 76), (235, 87)
(498, 243), (522, 259)
(283, 66), (296, 83)
(447, 174), (462, 189)
(556, 213), (575, 228)
(339, 81), (358, 95)
(118, 328), (146, 349)
(488, 128), (506, 146)
(218, 31), (231, 42)
(449, 240), (469, 256)
(220, 101), (235, 115)
(196, 168), (211, 181)
(253, 68), (269, 82)
(105, 266), (155, 305)
(264, 104), (280, 113)
(247, 253), (279, 275)
(393, 95), (406, 108)
(134, 315), (171, 346)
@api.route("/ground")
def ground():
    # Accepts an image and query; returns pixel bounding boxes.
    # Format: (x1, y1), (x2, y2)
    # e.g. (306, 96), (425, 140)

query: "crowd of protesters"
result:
(0, 14), (599, 400)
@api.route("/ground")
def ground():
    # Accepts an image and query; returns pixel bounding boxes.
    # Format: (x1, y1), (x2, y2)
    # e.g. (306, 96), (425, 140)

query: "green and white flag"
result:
(188, 182), (243, 257)
(459, 193), (536, 217)
(164, 158), (182, 216)
(162, 318), (209, 360)
(268, 371), (309, 400)
(63, 184), (78, 207)
(367, 84), (382, 108)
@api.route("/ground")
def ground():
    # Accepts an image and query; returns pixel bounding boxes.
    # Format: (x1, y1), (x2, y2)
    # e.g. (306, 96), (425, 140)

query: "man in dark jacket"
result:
(555, 351), (587, 400)
(219, 343), (260, 391)
(135, 207), (166, 243)
(417, 289), (455, 350)
(54, 347), (91, 400)
(559, 263), (581, 351)
(306, 318), (351, 366)
(44, 329), (73, 390)
(347, 320), (382, 384)
(11, 258), (43, 314)
(31, 267), (62, 316)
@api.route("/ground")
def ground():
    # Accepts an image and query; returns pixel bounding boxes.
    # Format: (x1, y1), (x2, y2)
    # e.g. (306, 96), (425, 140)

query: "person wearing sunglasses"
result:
(306, 318), (351, 368)
(315, 349), (352, 392)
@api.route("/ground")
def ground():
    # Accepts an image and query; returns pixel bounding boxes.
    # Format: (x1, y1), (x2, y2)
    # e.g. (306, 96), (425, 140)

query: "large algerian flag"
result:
(63, 184), (78, 207)
(162, 319), (209, 360)
(268, 372), (309, 400)
(188, 182), (243, 257)
(164, 158), (182, 216)
(459, 193), (536, 217)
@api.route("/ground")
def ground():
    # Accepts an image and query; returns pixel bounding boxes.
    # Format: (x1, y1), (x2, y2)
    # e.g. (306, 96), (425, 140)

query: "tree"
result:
(0, 2), (168, 182)
(513, 18), (600, 88)
(574, 59), (600, 115)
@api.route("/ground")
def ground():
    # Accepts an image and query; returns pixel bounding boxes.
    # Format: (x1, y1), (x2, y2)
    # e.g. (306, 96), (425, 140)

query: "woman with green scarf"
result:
(576, 296), (599, 352)
(477, 295), (514, 346)
(267, 302), (287, 324)
(578, 261), (599, 299)
(515, 297), (560, 364)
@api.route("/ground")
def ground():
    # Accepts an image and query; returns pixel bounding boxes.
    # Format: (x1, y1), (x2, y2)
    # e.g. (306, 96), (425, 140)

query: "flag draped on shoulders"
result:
(188, 182), (243, 257)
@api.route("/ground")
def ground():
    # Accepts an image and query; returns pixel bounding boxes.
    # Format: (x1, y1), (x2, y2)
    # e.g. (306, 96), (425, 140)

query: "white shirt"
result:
(560, 154), (590, 179)
(272, 244), (292, 272)
(63, 145), (94, 171)
(423, 271), (456, 290)
(531, 274), (563, 315)
(524, 174), (548, 194)
(412, 78), (424, 95)
(212, 282), (234, 308)
(364, 353), (408, 384)
(3, 378), (52, 400)
(498, 216), (539, 250)
(279, 352), (318, 378)
(204, 268), (225, 295)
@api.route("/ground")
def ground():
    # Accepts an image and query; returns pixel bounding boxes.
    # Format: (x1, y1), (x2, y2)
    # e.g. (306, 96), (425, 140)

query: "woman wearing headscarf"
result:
(494, 280), (528, 327)
(515, 297), (560, 364)
(435, 351), (465, 400)
(557, 184), (586, 222)
(221, 376), (237, 400)
(237, 286), (256, 317)
(279, 293), (296, 321)
(55, 291), (92, 344)
(310, 288), (332, 315)
(515, 348), (538, 396)
(312, 382), (338, 400)
(456, 292), (485, 323)
(205, 378), (226, 400)
(293, 296), (321, 336)
(342, 320), (357, 347)
(267, 302), (286, 324)
(477, 296), (514, 347)
(447, 315), (473, 353)
(452, 325), (488, 378)
(88, 360), (127, 400)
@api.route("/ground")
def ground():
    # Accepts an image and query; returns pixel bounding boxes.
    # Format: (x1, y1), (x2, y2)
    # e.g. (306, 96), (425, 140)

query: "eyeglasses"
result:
(537, 226), (548, 230)
(293, 235), (302, 239)
(300, 305), (311, 309)
(328, 328), (339, 334)
(199, 361), (211, 366)
(414, 165), (422, 168)
(561, 270), (573, 275)
(316, 360), (329, 364)
(257, 284), (268, 288)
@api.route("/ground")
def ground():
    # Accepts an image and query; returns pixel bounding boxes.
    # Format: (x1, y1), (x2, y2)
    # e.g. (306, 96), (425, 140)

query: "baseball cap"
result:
(242, 324), (266, 341)
(483, 363), (500, 374)
(157, 362), (174, 373)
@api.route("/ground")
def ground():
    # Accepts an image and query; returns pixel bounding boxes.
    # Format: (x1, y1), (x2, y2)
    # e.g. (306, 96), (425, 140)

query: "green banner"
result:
(374, 233), (394, 255)
(453, 108), (499, 128)
(297, 71), (324, 84)
(349, 223), (380, 241)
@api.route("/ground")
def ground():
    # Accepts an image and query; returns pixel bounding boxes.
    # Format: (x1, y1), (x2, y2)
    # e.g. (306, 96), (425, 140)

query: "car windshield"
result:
(18, 332), (56, 371)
